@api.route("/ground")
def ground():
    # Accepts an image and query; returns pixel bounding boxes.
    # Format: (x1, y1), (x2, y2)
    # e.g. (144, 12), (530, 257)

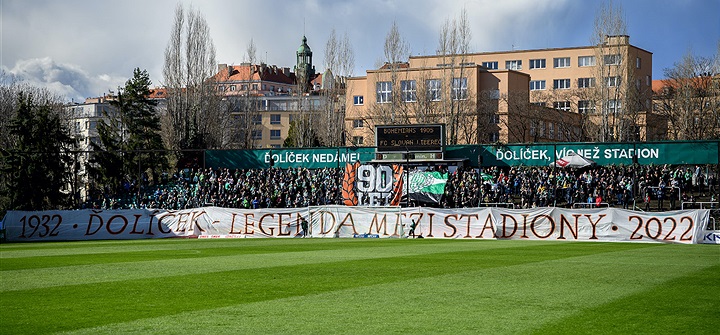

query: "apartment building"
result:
(212, 36), (334, 148)
(346, 35), (663, 146)
(65, 95), (118, 201)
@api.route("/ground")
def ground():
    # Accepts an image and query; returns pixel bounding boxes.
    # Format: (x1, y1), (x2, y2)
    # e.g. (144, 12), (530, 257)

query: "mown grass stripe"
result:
(1, 241), (643, 334)
(1, 239), (426, 271)
(526, 264), (720, 334)
(1, 239), (556, 292)
(52, 243), (718, 335)
(0, 238), (361, 259)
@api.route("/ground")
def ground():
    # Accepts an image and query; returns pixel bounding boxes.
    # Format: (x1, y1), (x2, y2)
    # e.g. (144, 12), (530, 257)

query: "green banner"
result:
(205, 141), (718, 169)
(206, 147), (376, 169)
(446, 141), (719, 167)
(405, 170), (448, 204)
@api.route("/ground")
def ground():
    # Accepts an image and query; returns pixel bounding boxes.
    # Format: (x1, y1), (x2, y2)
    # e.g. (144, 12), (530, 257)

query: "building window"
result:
(636, 57), (641, 69)
(376, 81), (392, 103)
(532, 102), (546, 107)
(553, 79), (571, 89)
(401, 80), (417, 102)
(352, 136), (364, 145)
(605, 76), (621, 87)
(578, 100), (595, 114)
(491, 114), (500, 124)
(529, 80), (546, 90)
(529, 59), (546, 69)
(505, 60), (522, 70)
(482, 61), (498, 70)
(270, 129), (281, 139)
(230, 85), (236, 91)
(578, 77), (595, 88)
(578, 56), (596, 67)
(646, 75), (651, 86)
(605, 100), (622, 114)
(488, 132), (500, 142)
(548, 123), (554, 139)
(426, 79), (442, 101)
(252, 84), (258, 90)
(604, 54), (621, 65)
(352, 119), (364, 128)
(553, 101), (571, 112)
(452, 77), (468, 100)
(252, 130), (262, 139)
(553, 57), (571, 68)
(270, 114), (281, 125)
(252, 115), (262, 125)
(353, 95), (364, 105)
(218, 85), (226, 91)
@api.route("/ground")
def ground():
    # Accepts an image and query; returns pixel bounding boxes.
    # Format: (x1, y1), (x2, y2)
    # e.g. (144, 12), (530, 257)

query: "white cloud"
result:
(2, 57), (126, 102)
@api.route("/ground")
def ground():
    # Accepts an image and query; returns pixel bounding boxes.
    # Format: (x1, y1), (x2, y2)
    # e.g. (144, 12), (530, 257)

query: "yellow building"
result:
(346, 35), (663, 146)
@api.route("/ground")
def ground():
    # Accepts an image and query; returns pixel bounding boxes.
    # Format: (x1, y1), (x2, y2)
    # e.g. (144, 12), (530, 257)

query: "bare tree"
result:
(437, 8), (473, 144)
(656, 48), (720, 140)
(162, 3), (224, 160)
(590, 0), (629, 142)
(0, 72), (68, 152)
(224, 38), (263, 149)
(373, 20), (410, 125)
(318, 29), (355, 146)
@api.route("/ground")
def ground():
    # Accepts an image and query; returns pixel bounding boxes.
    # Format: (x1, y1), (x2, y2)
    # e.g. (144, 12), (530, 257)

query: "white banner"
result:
(1, 206), (711, 244)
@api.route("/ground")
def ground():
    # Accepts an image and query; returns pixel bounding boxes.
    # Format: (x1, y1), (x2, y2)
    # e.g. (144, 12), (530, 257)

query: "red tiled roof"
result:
(213, 64), (295, 85)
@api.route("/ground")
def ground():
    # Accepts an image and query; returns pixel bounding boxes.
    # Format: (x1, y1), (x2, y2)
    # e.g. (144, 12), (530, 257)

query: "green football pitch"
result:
(1, 238), (718, 334)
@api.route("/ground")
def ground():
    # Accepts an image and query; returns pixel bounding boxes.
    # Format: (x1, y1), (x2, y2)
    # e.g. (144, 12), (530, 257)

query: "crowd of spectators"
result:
(83, 164), (718, 212)
(84, 167), (343, 210)
(444, 164), (718, 210)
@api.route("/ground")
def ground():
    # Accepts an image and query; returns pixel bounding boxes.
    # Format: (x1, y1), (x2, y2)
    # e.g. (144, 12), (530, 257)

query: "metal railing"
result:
(572, 202), (611, 209)
(478, 203), (515, 209)
(681, 201), (719, 210)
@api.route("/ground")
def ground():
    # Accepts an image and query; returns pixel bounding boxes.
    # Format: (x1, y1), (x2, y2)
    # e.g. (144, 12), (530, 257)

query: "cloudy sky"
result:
(2, 0), (718, 102)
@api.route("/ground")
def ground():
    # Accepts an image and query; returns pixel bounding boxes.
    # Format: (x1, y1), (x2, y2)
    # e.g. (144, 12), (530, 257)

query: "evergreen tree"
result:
(1, 93), (75, 210)
(115, 68), (167, 176)
(87, 68), (167, 201)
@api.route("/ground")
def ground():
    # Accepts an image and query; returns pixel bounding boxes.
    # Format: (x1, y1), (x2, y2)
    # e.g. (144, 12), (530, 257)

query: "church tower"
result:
(294, 35), (316, 93)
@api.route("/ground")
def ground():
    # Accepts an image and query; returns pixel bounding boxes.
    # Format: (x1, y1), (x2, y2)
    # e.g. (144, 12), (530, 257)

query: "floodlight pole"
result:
(406, 146), (410, 207)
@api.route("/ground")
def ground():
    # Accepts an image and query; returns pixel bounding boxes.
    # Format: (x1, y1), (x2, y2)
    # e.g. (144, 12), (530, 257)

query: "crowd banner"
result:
(308, 206), (403, 238)
(449, 140), (719, 167)
(407, 207), (710, 244)
(2, 207), (711, 244)
(404, 170), (449, 204)
(202, 141), (717, 170)
(206, 147), (376, 170)
(341, 162), (404, 206)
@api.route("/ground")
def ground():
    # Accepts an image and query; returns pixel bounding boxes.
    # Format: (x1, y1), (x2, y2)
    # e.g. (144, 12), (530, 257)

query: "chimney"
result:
(218, 63), (228, 73)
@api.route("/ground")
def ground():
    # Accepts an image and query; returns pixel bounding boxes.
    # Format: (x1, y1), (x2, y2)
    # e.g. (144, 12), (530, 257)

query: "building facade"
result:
(212, 36), (339, 148)
(346, 35), (662, 146)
